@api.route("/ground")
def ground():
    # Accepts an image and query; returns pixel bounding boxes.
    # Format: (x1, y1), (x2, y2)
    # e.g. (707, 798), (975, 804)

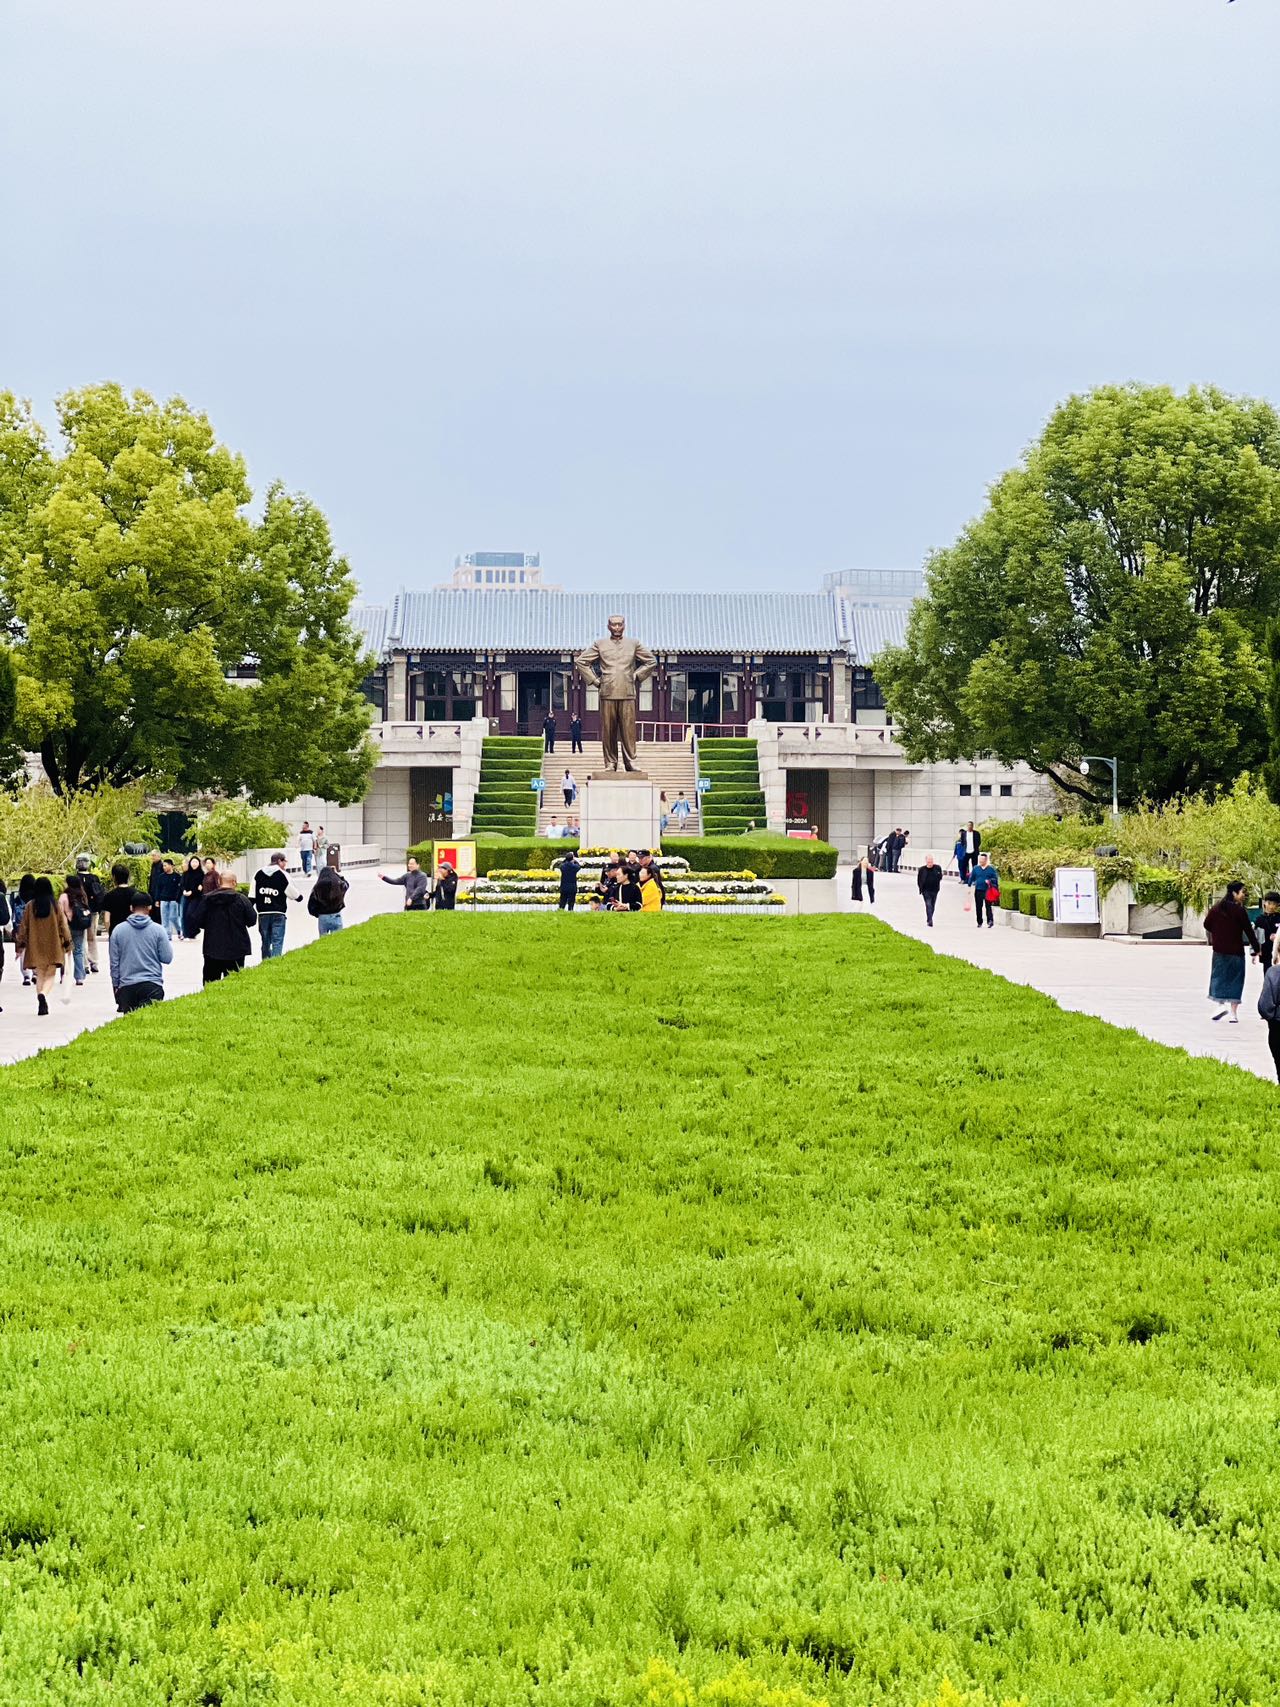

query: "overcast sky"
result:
(4, 0), (1278, 601)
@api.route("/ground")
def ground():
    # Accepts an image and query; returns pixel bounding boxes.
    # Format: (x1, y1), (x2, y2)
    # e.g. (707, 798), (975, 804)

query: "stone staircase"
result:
(536, 741), (701, 836)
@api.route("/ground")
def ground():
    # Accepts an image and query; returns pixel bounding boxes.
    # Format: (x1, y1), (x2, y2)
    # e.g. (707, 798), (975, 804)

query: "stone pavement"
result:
(840, 866), (1278, 1084)
(0, 868), (406, 1067)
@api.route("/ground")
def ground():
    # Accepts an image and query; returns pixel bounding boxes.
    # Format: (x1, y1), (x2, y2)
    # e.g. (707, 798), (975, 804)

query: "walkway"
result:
(842, 866), (1277, 1082)
(0, 869), (405, 1067)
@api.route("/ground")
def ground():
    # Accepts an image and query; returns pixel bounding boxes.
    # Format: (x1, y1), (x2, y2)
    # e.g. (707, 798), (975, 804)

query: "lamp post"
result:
(1080, 756), (1119, 820)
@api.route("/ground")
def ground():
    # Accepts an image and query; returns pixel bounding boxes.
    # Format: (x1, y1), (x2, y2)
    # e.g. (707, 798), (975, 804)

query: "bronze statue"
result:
(574, 616), (657, 773)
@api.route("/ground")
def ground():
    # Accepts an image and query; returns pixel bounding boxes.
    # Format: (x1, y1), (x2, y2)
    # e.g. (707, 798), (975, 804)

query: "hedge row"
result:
(663, 833), (837, 878)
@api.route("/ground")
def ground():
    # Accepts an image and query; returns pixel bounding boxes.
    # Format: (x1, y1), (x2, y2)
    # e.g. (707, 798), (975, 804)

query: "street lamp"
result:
(1080, 756), (1119, 819)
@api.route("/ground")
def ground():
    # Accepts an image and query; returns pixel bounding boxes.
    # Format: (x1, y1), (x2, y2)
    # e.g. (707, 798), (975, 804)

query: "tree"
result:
(186, 799), (288, 860)
(1, 384), (376, 801)
(1263, 619), (1280, 807)
(875, 384), (1280, 805)
(0, 780), (158, 877)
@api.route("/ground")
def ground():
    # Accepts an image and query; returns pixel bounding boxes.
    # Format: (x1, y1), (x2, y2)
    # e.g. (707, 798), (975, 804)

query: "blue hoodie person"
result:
(108, 890), (174, 1013)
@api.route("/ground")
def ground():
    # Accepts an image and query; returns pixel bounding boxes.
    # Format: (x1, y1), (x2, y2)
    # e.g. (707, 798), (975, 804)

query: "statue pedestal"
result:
(579, 777), (659, 852)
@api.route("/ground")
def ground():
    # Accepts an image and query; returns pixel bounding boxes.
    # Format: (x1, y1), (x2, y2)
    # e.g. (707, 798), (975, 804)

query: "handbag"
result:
(987, 887), (1000, 905)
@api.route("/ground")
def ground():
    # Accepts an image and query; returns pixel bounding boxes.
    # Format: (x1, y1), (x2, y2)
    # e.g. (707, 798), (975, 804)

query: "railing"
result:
(636, 721), (748, 745)
(370, 721), (467, 749)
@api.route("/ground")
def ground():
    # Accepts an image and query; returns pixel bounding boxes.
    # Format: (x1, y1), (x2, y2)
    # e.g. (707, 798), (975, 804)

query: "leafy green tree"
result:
(186, 799), (289, 860)
(1, 384), (376, 800)
(876, 384), (1280, 804)
(1263, 619), (1280, 807)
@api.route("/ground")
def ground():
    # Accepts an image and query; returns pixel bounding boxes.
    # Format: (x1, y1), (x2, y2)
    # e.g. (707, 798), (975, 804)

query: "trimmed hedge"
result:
(663, 832), (837, 878)
(472, 737), (541, 835)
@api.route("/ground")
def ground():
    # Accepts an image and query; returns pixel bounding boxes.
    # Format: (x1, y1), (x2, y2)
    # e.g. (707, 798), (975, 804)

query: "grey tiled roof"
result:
(848, 606), (911, 662)
(350, 603), (388, 655)
(377, 590), (842, 654)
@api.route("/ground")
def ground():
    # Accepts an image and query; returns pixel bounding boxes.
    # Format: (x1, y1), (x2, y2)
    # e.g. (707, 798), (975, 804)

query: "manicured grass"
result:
(2, 915), (1280, 1704)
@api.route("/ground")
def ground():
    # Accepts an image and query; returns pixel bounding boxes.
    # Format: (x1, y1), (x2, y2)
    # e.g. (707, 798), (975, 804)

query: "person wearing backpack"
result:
(308, 865), (348, 934)
(75, 855), (106, 976)
(61, 873), (95, 985)
(254, 852), (303, 958)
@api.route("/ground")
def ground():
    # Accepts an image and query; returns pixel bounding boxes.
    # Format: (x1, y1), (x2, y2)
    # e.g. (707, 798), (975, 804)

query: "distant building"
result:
(821, 566), (925, 607)
(436, 551), (561, 592)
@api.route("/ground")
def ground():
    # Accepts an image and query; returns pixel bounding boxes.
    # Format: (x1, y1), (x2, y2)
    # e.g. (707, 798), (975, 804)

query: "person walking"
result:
(180, 855), (204, 936)
(380, 856), (430, 910)
(1204, 880), (1258, 1023)
(314, 826), (328, 870)
(153, 858), (183, 940)
(432, 861), (458, 910)
(953, 829), (970, 883)
(15, 877), (71, 1016)
(671, 791), (692, 827)
(850, 854), (875, 905)
(254, 852), (303, 957)
(967, 852), (1000, 928)
(75, 855), (105, 976)
(562, 769), (577, 808)
(959, 821), (981, 883)
(569, 713), (583, 754)
(308, 865), (349, 934)
(109, 889), (174, 1013)
(61, 873), (95, 985)
(1254, 890), (1280, 968)
(557, 851), (582, 911)
(147, 851), (165, 923)
(187, 871), (257, 982)
(917, 854), (942, 927)
(1259, 958), (1280, 1081)
(103, 863), (137, 934)
(542, 712), (557, 754)
(12, 874), (35, 985)
(298, 821), (315, 876)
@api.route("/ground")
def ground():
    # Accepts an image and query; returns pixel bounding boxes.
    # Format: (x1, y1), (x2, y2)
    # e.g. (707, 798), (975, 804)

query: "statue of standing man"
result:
(574, 616), (657, 774)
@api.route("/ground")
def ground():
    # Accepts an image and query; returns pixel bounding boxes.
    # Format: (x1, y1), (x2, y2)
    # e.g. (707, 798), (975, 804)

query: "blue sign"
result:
(530, 778), (545, 792)
(696, 777), (712, 794)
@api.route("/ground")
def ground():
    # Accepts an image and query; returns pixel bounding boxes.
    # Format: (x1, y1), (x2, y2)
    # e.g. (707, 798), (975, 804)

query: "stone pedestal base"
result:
(579, 777), (659, 851)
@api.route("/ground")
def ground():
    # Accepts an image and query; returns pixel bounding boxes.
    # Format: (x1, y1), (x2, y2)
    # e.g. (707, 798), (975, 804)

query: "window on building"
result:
(638, 677), (654, 712)
(552, 671), (570, 712)
(499, 673), (516, 713)
(979, 784), (992, 797)
(586, 684), (599, 712)
(959, 784), (973, 797)
(667, 671), (687, 722)
(852, 667), (885, 713)
(722, 673), (741, 720)
(999, 784), (1013, 797)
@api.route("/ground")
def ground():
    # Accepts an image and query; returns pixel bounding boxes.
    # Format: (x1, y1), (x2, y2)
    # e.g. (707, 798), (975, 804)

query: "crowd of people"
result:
(378, 857), (458, 910)
(546, 850), (665, 912)
(0, 849), (351, 1019)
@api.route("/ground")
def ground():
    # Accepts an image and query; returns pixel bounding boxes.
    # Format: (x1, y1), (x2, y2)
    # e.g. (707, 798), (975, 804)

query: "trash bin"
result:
(326, 843), (341, 870)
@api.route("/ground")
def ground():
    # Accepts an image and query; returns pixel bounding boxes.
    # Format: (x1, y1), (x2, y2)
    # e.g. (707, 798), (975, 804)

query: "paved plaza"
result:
(0, 869), (406, 1066)
(844, 866), (1278, 1083)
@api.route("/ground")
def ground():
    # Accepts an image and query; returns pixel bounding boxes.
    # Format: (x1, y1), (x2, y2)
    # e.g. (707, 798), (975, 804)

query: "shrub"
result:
(0, 781), (158, 878)
(665, 833), (837, 878)
(408, 836), (581, 874)
(186, 799), (289, 859)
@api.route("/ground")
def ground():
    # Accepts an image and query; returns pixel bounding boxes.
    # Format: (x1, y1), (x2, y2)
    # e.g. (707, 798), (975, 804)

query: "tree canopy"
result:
(875, 384), (1280, 805)
(0, 384), (376, 800)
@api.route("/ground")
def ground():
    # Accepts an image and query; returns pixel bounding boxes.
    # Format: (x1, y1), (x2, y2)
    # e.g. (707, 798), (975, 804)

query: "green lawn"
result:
(2, 915), (1279, 1706)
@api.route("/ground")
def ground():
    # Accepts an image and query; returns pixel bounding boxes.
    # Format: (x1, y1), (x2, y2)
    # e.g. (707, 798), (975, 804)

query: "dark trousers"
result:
(544, 734), (555, 753)
(570, 733), (583, 753)
(1269, 1023), (1280, 1084)
(117, 980), (164, 1013)
(558, 893), (577, 911)
(923, 895), (936, 926)
(975, 894), (994, 927)
(958, 854), (971, 883)
(203, 957), (244, 984)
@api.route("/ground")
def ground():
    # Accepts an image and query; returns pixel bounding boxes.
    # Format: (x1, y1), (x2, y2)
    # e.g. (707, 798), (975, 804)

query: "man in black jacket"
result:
(569, 714), (583, 754)
(542, 713), (557, 753)
(186, 872), (257, 983)
(917, 854), (943, 927)
(557, 852), (582, 912)
(75, 854), (106, 975)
